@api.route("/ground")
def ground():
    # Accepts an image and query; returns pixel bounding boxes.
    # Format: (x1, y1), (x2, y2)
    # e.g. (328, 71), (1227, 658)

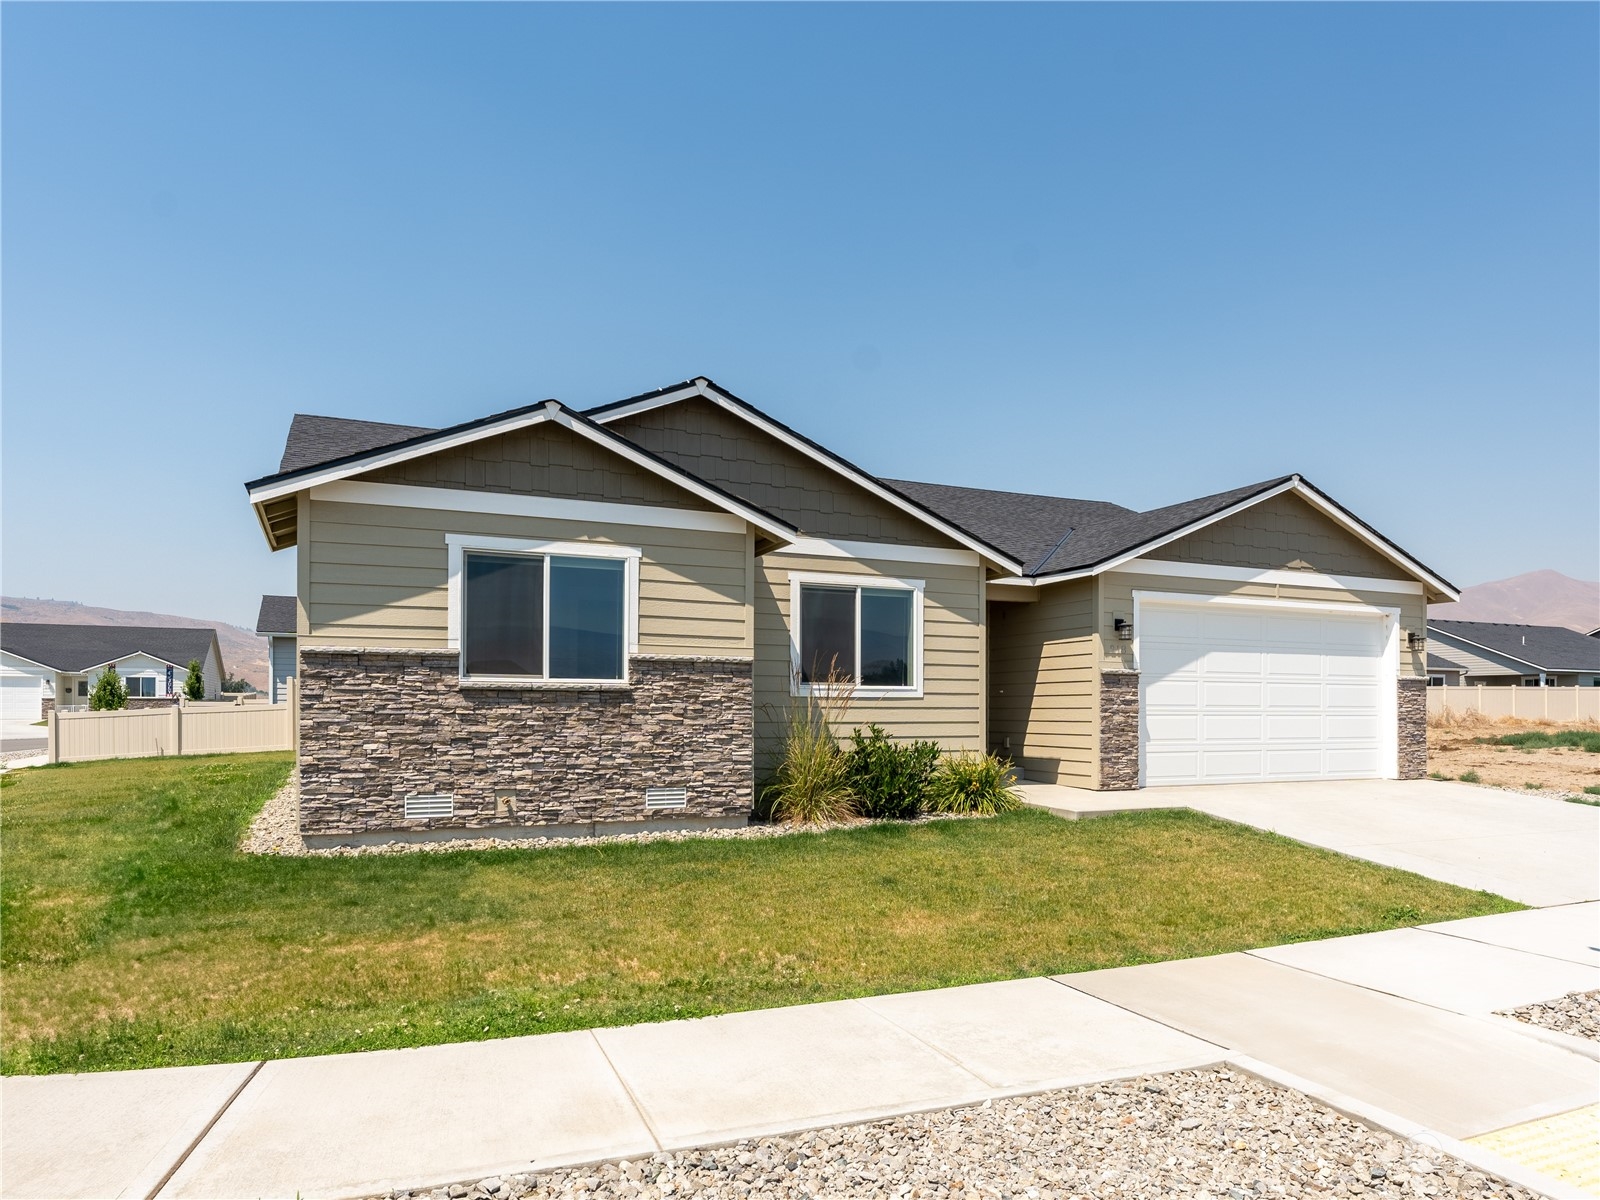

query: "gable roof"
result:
(0, 623), (221, 674)
(247, 376), (1456, 597)
(255, 595), (298, 636)
(1426, 620), (1600, 673)
(245, 398), (801, 550)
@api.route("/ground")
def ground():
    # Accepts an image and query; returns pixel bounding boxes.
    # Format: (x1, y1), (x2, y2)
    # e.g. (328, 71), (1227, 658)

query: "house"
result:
(256, 595), (298, 704)
(0, 623), (225, 720)
(245, 377), (1457, 847)
(1425, 653), (1469, 687)
(1425, 620), (1600, 687)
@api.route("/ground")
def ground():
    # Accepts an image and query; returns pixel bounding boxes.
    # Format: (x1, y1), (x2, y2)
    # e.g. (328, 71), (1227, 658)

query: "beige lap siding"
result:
(302, 498), (753, 655)
(754, 551), (984, 767)
(986, 579), (1097, 787)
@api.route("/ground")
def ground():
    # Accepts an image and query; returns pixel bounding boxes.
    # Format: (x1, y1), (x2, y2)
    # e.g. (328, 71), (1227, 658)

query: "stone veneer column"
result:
(296, 649), (754, 839)
(1397, 677), (1427, 780)
(1098, 670), (1141, 790)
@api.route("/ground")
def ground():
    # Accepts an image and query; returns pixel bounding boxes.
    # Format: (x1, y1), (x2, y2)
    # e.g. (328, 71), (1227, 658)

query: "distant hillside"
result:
(1429, 570), (1599, 633)
(0, 596), (269, 689)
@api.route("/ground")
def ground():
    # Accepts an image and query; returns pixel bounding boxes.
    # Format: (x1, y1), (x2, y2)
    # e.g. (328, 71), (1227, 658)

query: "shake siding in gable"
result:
(1157, 492), (1398, 577)
(753, 551), (984, 764)
(303, 499), (752, 655)
(986, 579), (1097, 787)
(356, 421), (703, 509)
(608, 397), (951, 546)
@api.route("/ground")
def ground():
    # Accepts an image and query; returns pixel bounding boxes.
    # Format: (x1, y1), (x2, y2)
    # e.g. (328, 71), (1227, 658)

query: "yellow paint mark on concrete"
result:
(1470, 1105), (1600, 1195)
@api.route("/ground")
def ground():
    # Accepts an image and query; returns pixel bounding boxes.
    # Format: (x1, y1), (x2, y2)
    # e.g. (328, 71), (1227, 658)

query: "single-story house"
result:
(0, 623), (225, 720)
(256, 595), (298, 704)
(245, 376), (1458, 846)
(1425, 653), (1468, 687)
(1425, 620), (1600, 687)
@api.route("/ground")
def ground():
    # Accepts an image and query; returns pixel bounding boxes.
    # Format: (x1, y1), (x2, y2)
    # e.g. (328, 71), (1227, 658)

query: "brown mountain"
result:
(1429, 570), (1599, 633)
(0, 596), (269, 690)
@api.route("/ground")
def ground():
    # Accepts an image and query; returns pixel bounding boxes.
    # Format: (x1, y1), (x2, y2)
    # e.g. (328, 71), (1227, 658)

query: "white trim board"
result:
(250, 399), (797, 544)
(777, 537), (978, 568)
(1111, 558), (1425, 596)
(589, 379), (1025, 574)
(309, 479), (751, 535)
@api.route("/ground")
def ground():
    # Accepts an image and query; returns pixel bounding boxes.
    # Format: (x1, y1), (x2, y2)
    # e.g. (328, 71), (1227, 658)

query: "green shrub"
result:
(1585, 785), (1600, 796)
(759, 676), (857, 825)
(1524, 781), (1543, 790)
(1458, 770), (1481, 784)
(924, 752), (1021, 816)
(1427, 771), (1449, 781)
(88, 666), (127, 711)
(843, 725), (940, 819)
(183, 660), (205, 701)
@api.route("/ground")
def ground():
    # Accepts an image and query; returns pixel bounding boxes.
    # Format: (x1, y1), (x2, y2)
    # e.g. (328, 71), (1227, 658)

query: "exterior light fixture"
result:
(1408, 630), (1426, 651)
(1114, 617), (1134, 641)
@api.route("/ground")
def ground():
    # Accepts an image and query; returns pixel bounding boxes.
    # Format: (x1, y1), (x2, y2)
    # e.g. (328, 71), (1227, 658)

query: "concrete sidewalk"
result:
(4, 905), (1596, 1200)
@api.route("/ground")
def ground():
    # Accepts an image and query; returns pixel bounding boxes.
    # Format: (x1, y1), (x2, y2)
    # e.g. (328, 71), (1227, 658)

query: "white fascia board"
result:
(247, 406), (561, 505)
(1111, 558), (1425, 596)
(541, 406), (795, 542)
(1424, 627), (1545, 673)
(779, 537), (978, 567)
(591, 381), (1023, 573)
(0, 649), (55, 673)
(308, 480), (752, 535)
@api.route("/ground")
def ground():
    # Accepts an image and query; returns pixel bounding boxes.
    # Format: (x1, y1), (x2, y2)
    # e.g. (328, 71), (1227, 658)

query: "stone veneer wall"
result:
(297, 649), (754, 837)
(1098, 670), (1141, 790)
(1397, 677), (1427, 780)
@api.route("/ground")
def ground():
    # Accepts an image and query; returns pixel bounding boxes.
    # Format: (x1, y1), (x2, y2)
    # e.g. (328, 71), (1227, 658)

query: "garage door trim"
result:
(1131, 589), (1400, 786)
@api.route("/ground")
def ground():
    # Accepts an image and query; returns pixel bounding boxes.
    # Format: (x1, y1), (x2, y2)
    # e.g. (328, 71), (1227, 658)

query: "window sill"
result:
(793, 686), (923, 701)
(459, 678), (632, 691)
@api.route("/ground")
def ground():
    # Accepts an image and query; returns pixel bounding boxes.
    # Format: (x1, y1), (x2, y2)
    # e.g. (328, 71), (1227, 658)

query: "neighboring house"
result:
(0, 623), (225, 720)
(256, 594), (298, 704)
(1425, 653), (1468, 687)
(245, 376), (1458, 846)
(1426, 620), (1600, 687)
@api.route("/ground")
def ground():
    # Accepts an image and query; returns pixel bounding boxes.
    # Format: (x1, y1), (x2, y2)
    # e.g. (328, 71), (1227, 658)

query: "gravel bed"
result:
(0, 747), (47, 765)
(1498, 989), (1600, 1041)
(370, 1068), (1540, 1200)
(240, 776), (980, 858)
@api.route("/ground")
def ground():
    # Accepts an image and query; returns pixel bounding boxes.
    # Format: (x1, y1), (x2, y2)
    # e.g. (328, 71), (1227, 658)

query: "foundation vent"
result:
(644, 786), (689, 811)
(404, 794), (455, 820)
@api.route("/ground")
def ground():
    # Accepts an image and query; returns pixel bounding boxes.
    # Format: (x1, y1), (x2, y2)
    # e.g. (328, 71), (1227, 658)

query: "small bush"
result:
(1427, 771), (1449, 781)
(183, 660), (205, 701)
(1523, 781), (1543, 790)
(88, 666), (127, 711)
(924, 753), (1021, 816)
(759, 672), (857, 825)
(1585, 785), (1600, 796)
(1458, 770), (1481, 784)
(843, 725), (940, 819)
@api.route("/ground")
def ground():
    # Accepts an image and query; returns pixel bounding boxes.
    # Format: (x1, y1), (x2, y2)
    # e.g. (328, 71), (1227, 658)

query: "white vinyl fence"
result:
(48, 697), (294, 764)
(1427, 685), (1600, 722)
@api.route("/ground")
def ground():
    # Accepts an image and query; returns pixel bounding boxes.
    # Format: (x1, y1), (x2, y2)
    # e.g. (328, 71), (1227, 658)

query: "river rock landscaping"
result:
(1499, 989), (1600, 1042)
(369, 1069), (1540, 1200)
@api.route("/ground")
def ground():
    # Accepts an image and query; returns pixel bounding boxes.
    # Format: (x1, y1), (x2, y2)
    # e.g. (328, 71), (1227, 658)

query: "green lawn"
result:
(0, 752), (1520, 1076)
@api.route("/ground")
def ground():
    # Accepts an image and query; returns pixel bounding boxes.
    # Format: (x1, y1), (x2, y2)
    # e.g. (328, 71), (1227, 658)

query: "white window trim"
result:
(1130, 589), (1401, 784)
(788, 570), (925, 699)
(446, 534), (641, 686)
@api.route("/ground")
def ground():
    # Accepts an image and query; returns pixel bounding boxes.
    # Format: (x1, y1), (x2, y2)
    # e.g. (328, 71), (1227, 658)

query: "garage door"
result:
(1140, 600), (1389, 786)
(0, 674), (44, 723)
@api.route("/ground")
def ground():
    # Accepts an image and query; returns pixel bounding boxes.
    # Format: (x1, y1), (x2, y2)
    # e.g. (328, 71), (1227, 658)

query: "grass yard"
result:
(1, 752), (1520, 1076)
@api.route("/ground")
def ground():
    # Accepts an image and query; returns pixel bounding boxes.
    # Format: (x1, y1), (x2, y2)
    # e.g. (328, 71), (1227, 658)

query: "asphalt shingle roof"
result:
(1426, 620), (1600, 673)
(0, 624), (219, 673)
(255, 596), (298, 636)
(278, 414), (436, 474)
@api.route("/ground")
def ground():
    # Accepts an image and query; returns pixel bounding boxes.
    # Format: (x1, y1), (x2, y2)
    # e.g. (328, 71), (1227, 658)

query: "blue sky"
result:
(3, 3), (1595, 630)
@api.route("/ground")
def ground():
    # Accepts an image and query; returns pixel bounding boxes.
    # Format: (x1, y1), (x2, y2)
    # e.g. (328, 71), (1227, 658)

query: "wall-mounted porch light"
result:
(1114, 617), (1134, 641)
(1407, 630), (1426, 652)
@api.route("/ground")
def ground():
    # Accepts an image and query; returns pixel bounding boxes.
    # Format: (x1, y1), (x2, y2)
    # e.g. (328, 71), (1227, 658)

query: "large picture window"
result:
(792, 574), (921, 695)
(454, 538), (637, 683)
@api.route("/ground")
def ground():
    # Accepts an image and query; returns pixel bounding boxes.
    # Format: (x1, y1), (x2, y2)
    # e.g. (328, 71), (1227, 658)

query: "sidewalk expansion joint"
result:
(146, 1058), (265, 1200)
(587, 1030), (665, 1154)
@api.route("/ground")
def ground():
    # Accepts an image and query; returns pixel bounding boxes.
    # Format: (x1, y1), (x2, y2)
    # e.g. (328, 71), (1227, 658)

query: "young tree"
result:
(89, 666), (127, 711)
(183, 659), (205, 701)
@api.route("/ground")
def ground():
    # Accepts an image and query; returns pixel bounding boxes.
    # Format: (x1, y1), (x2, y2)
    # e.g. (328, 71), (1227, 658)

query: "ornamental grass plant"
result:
(924, 752), (1022, 816)
(760, 668), (857, 825)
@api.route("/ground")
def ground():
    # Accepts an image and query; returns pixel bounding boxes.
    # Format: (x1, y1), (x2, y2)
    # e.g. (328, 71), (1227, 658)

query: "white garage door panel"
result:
(1140, 601), (1389, 786)
(1, 675), (44, 722)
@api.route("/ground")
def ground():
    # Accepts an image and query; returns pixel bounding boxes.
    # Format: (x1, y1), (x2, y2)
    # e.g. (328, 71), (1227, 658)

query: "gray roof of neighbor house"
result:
(0, 623), (221, 673)
(1426, 652), (1467, 673)
(255, 595), (298, 636)
(1427, 620), (1600, 673)
(249, 380), (1454, 590)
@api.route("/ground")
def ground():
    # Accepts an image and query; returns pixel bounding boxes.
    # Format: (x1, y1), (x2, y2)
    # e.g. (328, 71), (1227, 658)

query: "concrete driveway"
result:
(1168, 779), (1599, 908)
(0, 716), (47, 754)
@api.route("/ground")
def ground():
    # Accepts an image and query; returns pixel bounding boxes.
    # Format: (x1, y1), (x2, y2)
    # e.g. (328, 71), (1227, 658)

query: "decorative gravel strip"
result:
(1498, 990), (1600, 1042)
(371, 1069), (1542, 1200)
(240, 776), (980, 858)
(0, 747), (47, 765)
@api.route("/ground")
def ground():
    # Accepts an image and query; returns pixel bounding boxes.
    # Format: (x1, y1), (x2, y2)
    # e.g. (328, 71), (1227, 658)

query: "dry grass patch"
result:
(1, 752), (1520, 1075)
(1427, 712), (1600, 795)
